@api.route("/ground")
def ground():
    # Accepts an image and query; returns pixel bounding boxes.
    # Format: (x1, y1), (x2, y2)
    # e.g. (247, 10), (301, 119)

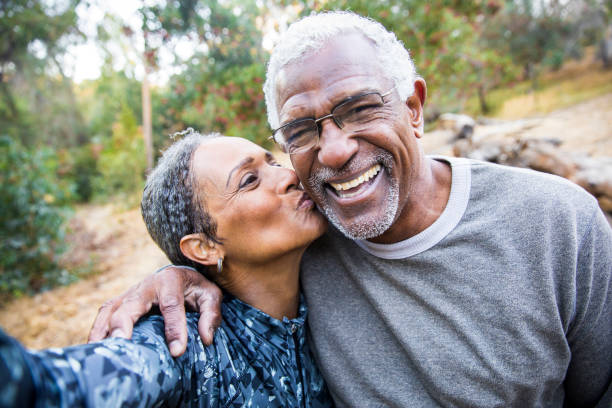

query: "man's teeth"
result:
(330, 164), (381, 192)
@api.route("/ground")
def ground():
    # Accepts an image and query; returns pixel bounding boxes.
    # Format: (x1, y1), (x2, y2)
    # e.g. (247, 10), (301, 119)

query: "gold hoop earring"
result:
(217, 257), (223, 274)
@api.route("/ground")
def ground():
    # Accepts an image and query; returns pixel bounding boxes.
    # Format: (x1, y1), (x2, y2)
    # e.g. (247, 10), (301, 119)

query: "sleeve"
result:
(0, 316), (187, 408)
(0, 327), (36, 408)
(564, 207), (612, 407)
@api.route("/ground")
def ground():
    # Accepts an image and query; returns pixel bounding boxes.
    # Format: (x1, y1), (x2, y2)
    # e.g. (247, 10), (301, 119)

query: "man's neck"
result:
(368, 158), (452, 245)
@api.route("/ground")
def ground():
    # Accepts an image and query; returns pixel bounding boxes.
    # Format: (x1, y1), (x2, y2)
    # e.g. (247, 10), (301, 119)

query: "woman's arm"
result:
(1, 316), (187, 408)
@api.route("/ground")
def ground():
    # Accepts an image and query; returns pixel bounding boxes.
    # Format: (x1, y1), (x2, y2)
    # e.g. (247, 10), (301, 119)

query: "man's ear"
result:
(180, 234), (224, 267)
(405, 78), (427, 139)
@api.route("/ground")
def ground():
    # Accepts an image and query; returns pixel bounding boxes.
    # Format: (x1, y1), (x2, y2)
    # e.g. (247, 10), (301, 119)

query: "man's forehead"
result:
(274, 33), (386, 117)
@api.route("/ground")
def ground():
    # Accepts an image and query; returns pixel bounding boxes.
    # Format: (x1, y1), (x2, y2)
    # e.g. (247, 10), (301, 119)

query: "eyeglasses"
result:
(270, 87), (395, 154)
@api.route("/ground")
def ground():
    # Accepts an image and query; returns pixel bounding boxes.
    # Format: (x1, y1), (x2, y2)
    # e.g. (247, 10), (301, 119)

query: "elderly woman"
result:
(0, 130), (332, 407)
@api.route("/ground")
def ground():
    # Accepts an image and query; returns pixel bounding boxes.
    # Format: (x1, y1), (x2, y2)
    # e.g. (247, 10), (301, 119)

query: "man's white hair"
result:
(263, 10), (418, 129)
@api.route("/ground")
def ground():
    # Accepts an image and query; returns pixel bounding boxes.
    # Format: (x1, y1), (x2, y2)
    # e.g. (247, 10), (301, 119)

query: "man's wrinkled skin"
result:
(88, 266), (222, 354)
(275, 33), (450, 244)
(88, 33), (452, 357)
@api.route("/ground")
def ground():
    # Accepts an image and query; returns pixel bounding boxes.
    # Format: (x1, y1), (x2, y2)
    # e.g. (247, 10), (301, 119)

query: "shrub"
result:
(0, 136), (74, 297)
(92, 105), (146, 199)
(70, 145), (101, 202)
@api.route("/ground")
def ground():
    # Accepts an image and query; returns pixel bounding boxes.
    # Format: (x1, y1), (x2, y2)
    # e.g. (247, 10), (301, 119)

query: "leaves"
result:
(0, 136), (73, 297)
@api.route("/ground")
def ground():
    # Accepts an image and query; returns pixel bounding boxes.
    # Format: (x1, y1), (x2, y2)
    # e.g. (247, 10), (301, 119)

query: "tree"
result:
(139, 0), (270, 148)
(299, 0), (514, 113)
(0, 0), (85, 146)
(0, 135), (73, 297)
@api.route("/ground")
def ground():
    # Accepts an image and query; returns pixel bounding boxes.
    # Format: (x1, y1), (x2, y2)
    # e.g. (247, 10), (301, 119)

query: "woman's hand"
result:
(87, 266), (222, 357)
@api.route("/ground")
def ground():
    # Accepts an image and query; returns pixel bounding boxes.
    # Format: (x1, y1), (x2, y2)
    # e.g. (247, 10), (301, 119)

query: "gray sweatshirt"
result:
(301, 157), (612, 407)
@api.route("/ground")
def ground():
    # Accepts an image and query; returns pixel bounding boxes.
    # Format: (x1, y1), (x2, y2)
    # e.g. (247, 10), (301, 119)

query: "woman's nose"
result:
(274, 167), (299, 194)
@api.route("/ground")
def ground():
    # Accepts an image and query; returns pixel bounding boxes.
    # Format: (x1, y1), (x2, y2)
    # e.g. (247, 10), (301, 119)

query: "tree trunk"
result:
(478, 84), (489, 114)
(0, 72), (18, 119)
(142, 66), (153, 172)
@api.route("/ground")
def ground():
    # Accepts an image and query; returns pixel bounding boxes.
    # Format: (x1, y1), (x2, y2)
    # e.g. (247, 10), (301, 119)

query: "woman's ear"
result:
(405, 78), (427, 139)
(180, 234), (224, 267)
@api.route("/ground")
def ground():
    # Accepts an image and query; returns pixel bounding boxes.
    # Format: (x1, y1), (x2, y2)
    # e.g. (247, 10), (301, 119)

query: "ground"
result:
(1, 91), (611, 349)
(0, 205), (169, 348)
(422, 92), (612, 157)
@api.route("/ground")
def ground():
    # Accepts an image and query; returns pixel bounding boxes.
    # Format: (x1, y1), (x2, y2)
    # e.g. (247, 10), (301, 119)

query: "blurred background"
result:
(1, 0), (611, 347)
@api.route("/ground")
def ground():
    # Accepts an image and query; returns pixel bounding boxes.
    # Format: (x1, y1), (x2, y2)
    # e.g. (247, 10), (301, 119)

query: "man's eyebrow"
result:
(226, 156), (254, 187)
(280, 88), (377, 125)
(335, 88), (378, 105)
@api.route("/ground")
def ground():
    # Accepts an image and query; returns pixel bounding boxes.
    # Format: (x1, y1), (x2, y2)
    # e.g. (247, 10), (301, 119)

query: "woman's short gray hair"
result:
(263, 10), (418, 130)
(141, 129), (220, 276)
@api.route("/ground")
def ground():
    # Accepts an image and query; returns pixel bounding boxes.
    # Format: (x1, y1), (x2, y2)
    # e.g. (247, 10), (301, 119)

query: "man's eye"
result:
(286, 127), (312, 143)
(239, 173), (258, 188)
(287, 132), (306, 145)
(348, 103), (379, 115)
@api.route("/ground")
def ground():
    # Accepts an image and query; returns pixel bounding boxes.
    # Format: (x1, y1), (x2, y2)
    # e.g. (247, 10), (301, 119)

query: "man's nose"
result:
(316, 119), (358, 169)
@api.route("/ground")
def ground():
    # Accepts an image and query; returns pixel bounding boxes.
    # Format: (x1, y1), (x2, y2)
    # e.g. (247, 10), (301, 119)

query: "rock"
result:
(598, 196), (612, 212)
(439, 113), (476, 141)
(453, 136), (612, 215)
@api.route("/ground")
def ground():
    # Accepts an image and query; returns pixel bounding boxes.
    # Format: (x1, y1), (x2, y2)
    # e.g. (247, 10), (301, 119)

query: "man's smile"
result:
(329, 164), (382, 197)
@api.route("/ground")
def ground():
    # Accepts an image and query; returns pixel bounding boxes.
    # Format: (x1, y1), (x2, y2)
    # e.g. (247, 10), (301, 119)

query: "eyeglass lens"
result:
(276, 92), (385, 154)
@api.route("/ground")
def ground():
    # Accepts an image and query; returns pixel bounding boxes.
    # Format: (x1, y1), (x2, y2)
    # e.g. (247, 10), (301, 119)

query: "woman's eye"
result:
(239, 173), (258, 188)
(270, 161), (282, 167)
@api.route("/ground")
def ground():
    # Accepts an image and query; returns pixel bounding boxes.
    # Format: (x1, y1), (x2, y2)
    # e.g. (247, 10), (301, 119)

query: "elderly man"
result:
(90, 11), (612, 407)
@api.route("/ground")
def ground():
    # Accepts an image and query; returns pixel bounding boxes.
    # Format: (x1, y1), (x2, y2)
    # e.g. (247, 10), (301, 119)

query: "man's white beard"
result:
(307, 150), (399, 240)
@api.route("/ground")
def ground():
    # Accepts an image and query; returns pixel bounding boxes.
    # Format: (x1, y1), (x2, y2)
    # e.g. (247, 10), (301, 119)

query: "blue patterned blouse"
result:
(0, 294), (333, 407)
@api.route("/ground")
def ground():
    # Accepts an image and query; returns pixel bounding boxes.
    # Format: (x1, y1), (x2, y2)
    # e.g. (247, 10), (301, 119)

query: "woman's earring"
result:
(217, 257), (224, 274)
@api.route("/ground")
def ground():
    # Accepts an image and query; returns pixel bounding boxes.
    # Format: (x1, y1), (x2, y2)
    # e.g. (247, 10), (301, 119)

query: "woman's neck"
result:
(219, 249), (304, 320)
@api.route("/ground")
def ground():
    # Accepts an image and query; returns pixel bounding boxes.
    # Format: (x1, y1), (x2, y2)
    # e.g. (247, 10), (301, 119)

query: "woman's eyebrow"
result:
(226, 157), (254, 187)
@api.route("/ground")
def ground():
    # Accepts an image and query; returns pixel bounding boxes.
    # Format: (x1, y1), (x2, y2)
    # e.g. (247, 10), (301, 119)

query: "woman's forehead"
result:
(196, 137), (261, 161)
(191, 137), (264, 184)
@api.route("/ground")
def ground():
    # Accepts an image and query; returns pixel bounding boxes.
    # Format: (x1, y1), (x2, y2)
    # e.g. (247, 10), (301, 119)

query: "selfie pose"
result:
(92, 11), (612, 408)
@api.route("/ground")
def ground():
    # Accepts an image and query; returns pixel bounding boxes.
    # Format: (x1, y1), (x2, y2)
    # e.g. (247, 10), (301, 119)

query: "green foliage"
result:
(2, 0), (611, 297)
(140, 0), (271, 148)
(0, 0), (80, 66)
(93, 105), (146, 197)
(303, 0), (608, 113)
(0, 0), (85, 147)
(80, 69), (143, 141)
(73, 69), (145, 200)
(56, 145), (101, 202)
(299, 0), (512, 112)
(0, 136), (74, 297)
(483, 0), (573, 82)
(159, 61), (268, 147)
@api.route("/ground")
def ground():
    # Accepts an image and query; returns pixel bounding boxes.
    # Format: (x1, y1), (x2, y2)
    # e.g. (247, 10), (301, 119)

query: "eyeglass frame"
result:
(269, 86), (396, 154)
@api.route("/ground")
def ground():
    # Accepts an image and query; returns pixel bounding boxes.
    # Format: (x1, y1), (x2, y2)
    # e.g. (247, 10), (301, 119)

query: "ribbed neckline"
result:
(354, 156), (471, 259)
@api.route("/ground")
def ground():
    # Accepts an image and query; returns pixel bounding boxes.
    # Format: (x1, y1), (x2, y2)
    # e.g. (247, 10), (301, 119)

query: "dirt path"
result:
(0, 204), (168, 348)
(1, 93), (611, 349)
(422, 92), (612, 157)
